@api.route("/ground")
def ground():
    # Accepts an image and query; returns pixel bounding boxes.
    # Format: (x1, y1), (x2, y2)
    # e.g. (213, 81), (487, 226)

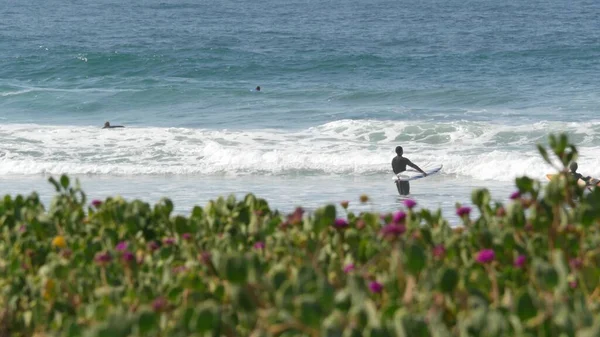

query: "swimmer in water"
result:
(255, 86), (261, 91)
(392, 146), (427, 196)
(102, 121), (124, 129)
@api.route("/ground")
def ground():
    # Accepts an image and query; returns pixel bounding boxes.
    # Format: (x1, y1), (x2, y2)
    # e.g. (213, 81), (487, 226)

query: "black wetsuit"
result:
(392, 156), (412, 195)
(572, 172), (590, 184)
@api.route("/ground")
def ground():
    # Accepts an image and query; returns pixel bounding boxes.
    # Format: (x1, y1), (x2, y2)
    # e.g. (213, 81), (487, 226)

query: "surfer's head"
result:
(104, 121), (110, 127)
(395, 146), (403, 156)
(256, 86), (261, 91)
(570, 162), (578, 172)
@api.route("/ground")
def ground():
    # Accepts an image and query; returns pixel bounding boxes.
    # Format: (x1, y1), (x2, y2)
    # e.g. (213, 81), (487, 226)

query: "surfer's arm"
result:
(407, 160), (427, 176)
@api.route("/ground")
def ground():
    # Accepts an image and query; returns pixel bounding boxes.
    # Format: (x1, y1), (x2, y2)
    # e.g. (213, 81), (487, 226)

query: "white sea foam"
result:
(0, 120), (599, 181)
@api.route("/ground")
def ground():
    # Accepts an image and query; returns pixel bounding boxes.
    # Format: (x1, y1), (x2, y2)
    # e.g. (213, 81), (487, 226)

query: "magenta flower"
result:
(122, 251), (135, 263)
(148, 241), (160, 251)
(115, 241), (128, 252)
(61, 249), (73, 259)
(199, 251), (212, 264)
(343, 264), (355, 273)
(253, 241), (265, 250)
(403, 199), (417, 209)
(333, 218), (349, 229)
(152, 296), (168, 312)
(392, 211), (406, 224)
(514, 255), (526, 268)
(94, 251), (112, 265)
(569, 258), (583, 271)
(475, 249), (495, 264)
(456, 206), (472, 217)
(510, 191), (521, 200)
(369, 281), (383, 293)
(182, 233), (192, 241)
(380, 223), (406, 237)
(91, 200), (102, 208)
(433, 245), (446, 259)
(163, 237), (176, 246)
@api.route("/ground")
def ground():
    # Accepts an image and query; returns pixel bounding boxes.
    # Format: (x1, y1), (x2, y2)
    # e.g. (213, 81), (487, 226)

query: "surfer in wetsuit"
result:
(569, 162), (591, 185)
(392, 146), (427, 195)
(102, 121), (124, 129)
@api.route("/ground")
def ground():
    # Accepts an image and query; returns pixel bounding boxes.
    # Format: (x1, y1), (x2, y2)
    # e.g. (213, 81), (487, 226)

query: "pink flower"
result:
(253, 241), (265, 249)
(433, 245), (446, 259)
(148, 241), (160, 251)
(163, 237), (176, 246)
(199, 251), (212, 264)
(333, 218), (349, 229)
(115, 241), (128, 252)
(403, 199), (417, 209)
(393, 211), (406, 224)
(569, 280), (578, 289)
(369, 281), (383, 293)
(475, 249), (495, 264)
(122, 251), (135, 263)
(456, 206), (471, 217)
(152, 296), (168, 312)
(380, 223), (406, 237)
(172, 265), (187, 274)
(288, 207), (304, 225)
(514, 255), (526, 268)
(569, 258), (583, 271)
(94, 251), (112, 265)
(510, 191), (521, 200)
(61, 249), (73, 259)
(19, 225), (27, 233)
(182, 233), (192, 241)
(343, 264), (355, 273)
(91, 200), (102, 208)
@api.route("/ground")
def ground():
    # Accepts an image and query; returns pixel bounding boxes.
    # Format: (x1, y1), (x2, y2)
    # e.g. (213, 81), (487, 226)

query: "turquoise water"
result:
(1, 0), (599, 220)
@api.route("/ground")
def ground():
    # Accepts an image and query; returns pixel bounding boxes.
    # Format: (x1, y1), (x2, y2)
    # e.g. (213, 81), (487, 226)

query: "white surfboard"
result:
(392, 164), (443, 182)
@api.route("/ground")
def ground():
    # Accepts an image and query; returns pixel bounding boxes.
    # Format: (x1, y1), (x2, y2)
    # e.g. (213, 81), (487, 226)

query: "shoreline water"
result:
(0, 173), (516, 224)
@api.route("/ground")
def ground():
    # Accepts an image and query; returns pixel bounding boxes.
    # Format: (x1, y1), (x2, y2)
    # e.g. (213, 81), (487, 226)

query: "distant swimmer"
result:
(102, 121), (124, 129)
(392, 146), (427, 195)
(569, 162), (591, 184)
(255, 86), (261, 91)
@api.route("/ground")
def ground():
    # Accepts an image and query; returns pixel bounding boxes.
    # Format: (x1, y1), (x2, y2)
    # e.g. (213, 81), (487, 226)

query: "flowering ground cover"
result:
(1, 134), (600, 337)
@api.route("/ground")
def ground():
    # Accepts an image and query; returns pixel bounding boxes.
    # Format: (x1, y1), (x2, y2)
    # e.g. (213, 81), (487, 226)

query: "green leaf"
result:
(516, 290), (537, 321)
(334, 289), (352, 312)
(439, 268), (459, 294)
(298, 295), (323, 328)
(536, 144), (551, 165)
(224, 255), (248, 284)
(404, 242), (426, 275)
(60, 175), (70, 189)
(471, 188), (491, 208)
(233, 286), (256, 312)
(535, 261), (559, 290)
(138, 311), (158, 334)
(48, 177), (61, 192)
(515, 176), (534, 193)
(193, 302), (218, 332)
(314, 204), (336, 233)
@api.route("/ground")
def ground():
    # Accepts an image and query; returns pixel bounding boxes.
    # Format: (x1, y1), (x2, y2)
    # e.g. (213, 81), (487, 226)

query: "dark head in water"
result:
(395, 146), (403, 156)
(256, 86), (261, 91)
(570, 162), (578, 173)
(103, 121), (124, 129)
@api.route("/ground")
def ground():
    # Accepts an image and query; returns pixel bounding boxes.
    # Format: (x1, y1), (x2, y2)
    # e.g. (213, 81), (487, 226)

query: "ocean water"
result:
(1, 0), (599, 223)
